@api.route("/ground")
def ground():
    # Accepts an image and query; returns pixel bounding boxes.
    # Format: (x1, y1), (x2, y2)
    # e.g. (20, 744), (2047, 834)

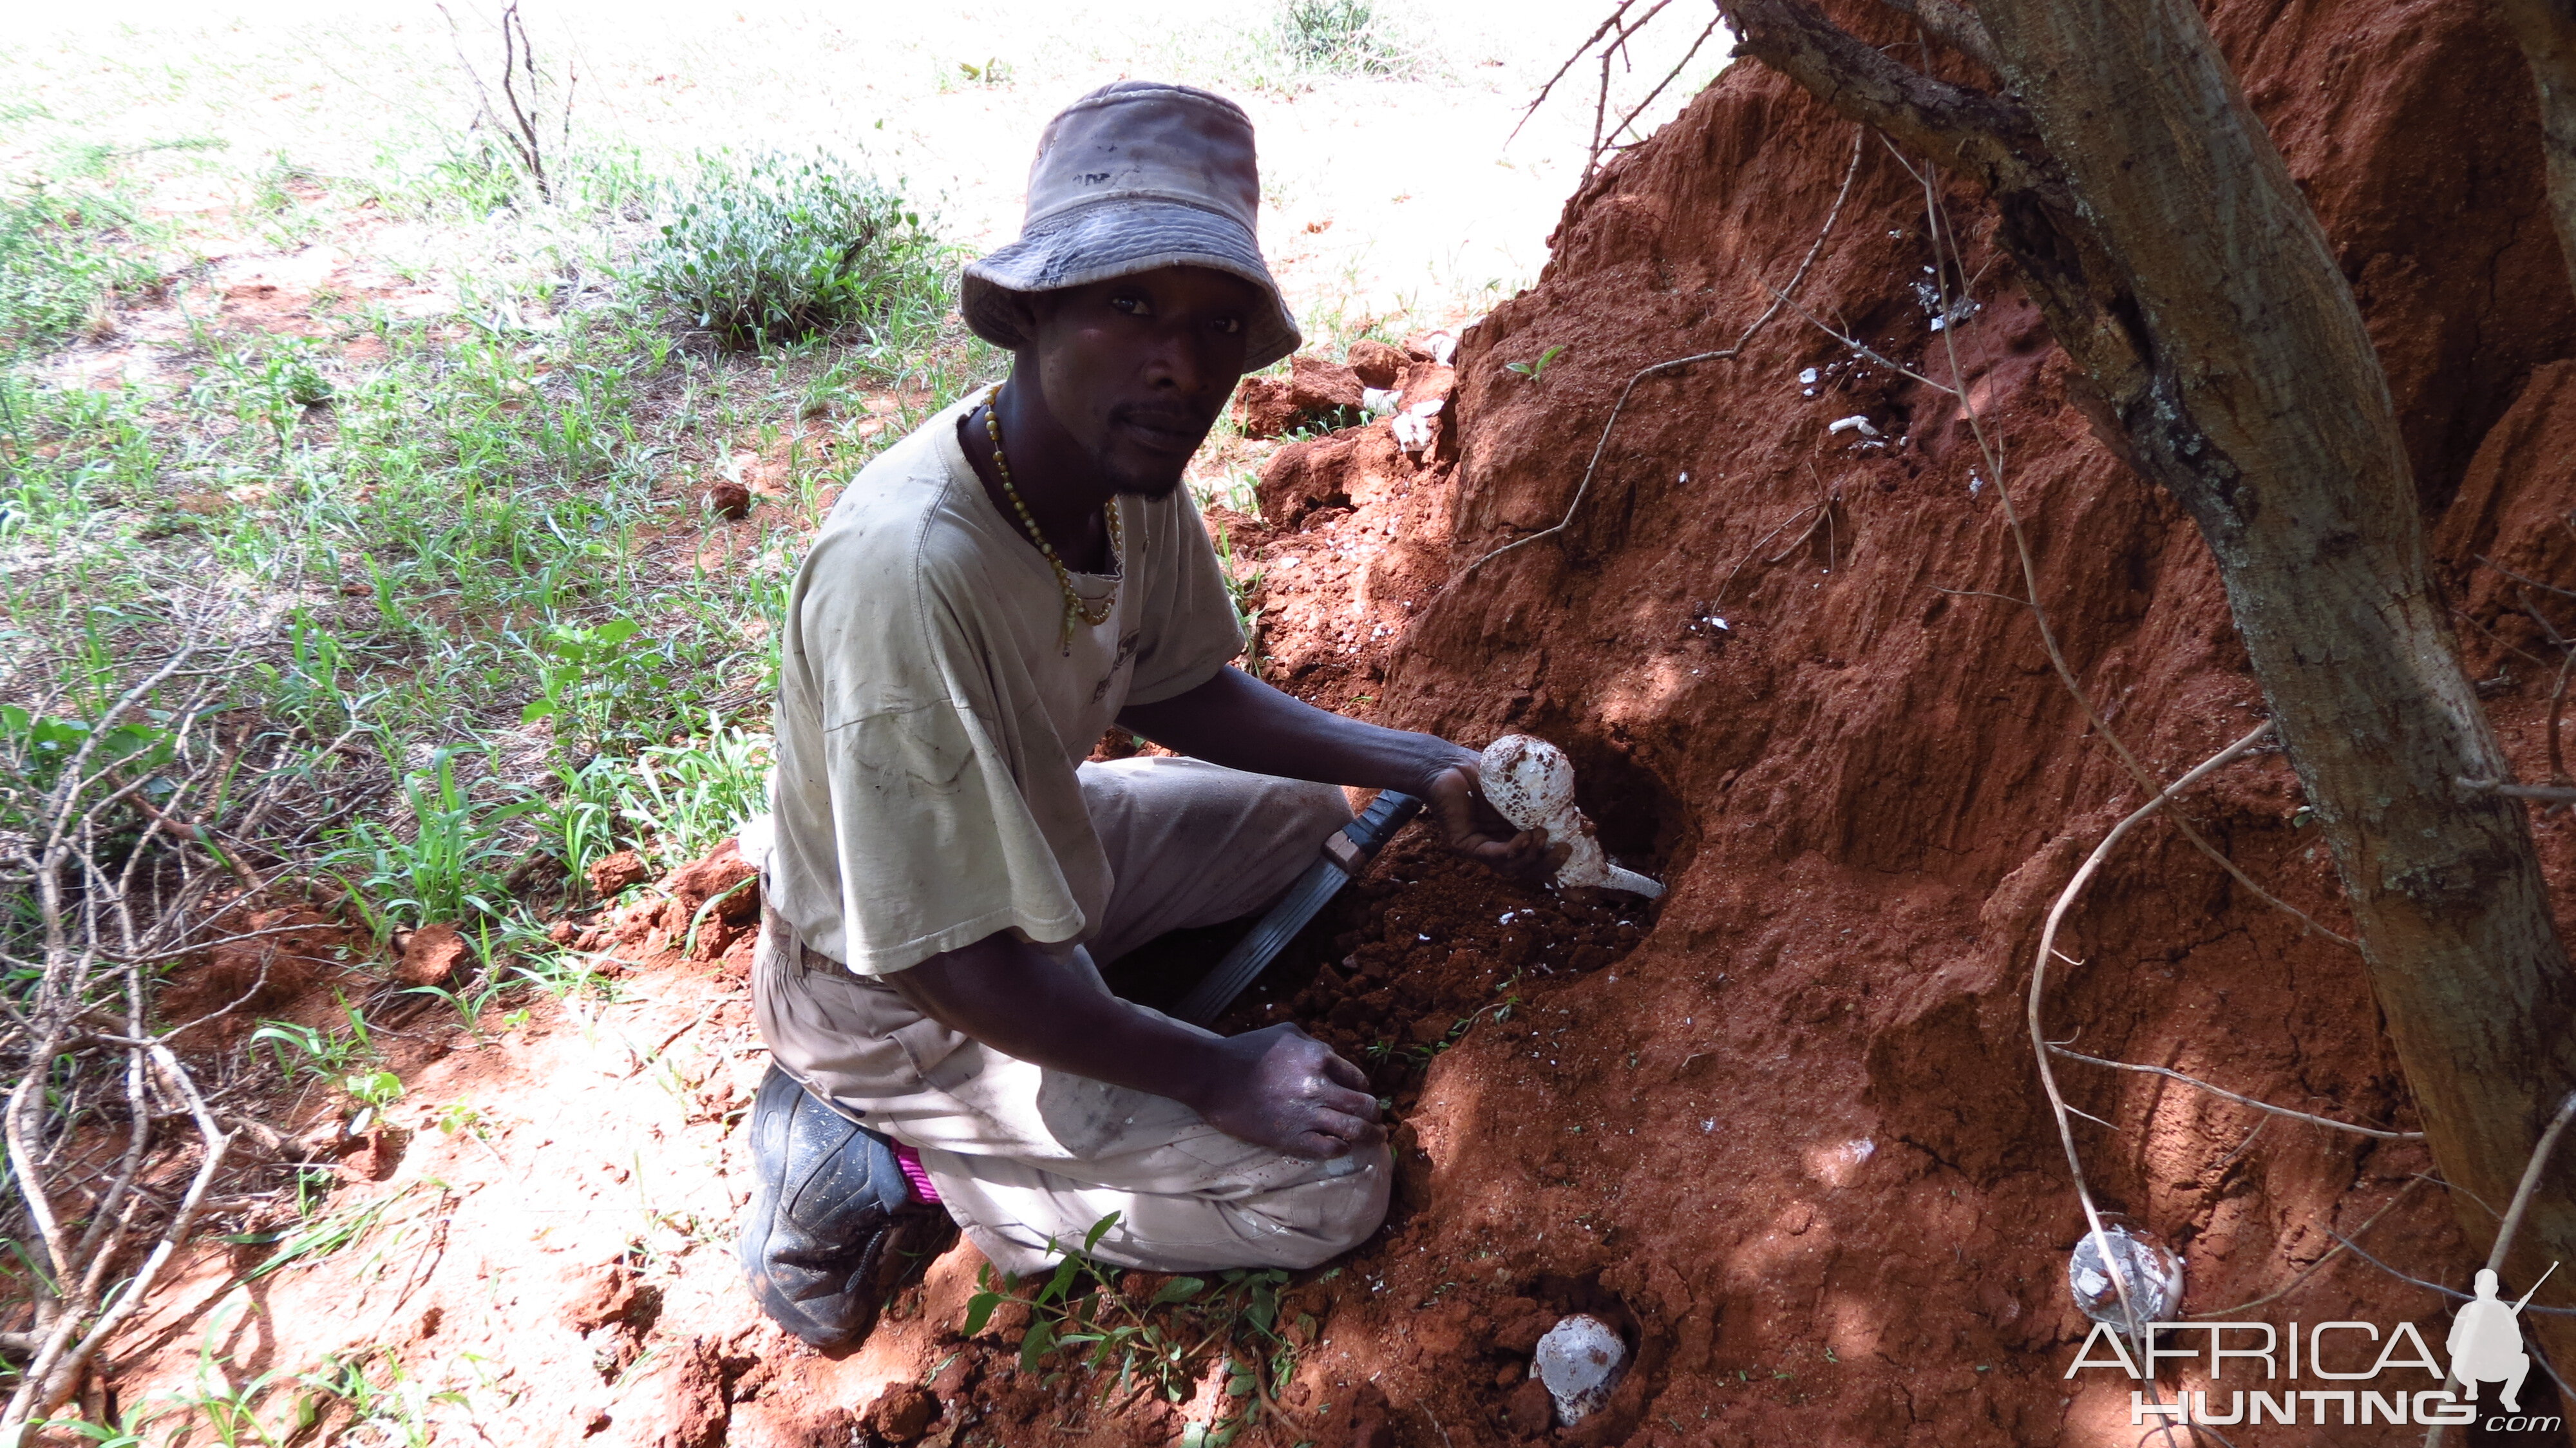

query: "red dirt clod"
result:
(702, 479), (752, 519)
(663, 841), (758, 925)
(1396, 361), (1455, 413)
(1349, 339), (1407, 388)
(1491, 1297), (1549, 1356)
(1235, 354), (1365, 437)
(863, 1380), (941, 1442)
(603, 1335), (725, 1448)
(589, 850), (652, 898)
(1345, 1383), (1399, 1448)
(562, 1262), (647, 1334)
(395, 922), (469, 987)
(161, 904), (347, 1042)
(338, 1124), (406, 1183)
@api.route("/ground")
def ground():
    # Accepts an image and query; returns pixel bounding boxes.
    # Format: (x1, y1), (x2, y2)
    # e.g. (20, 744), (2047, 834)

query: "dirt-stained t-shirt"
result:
(768, 395), (1244, 975)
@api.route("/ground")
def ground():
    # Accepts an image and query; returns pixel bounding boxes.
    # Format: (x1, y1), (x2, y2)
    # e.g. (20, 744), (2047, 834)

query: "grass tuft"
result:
(1270, 0), (1410, 77)
(0, 180), (164, 349)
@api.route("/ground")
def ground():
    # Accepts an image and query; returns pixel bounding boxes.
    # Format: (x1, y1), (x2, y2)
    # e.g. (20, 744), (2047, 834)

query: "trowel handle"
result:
(1322, 790), (1423, 873)
(1350, 790), (1424, 852)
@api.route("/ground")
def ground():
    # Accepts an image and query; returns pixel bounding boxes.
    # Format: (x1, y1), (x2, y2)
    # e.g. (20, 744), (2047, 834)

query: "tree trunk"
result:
(2496, 0), (2576, 302)
(1721, 0), (2576, 1378)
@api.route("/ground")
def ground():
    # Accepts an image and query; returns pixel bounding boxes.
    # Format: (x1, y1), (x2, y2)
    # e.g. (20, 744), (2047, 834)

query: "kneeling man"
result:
(739, 81), (1551, 1346)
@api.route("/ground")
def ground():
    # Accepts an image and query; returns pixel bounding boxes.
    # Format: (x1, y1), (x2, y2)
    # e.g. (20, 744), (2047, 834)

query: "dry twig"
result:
(2027, 719), (2277, 1349)
(2048, 1047), (2423, 1139)
(0, 594), (324, 1431)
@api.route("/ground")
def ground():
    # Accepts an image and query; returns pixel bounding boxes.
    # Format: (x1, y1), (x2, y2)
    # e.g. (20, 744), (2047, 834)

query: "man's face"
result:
(1024, 265), (1264, 497)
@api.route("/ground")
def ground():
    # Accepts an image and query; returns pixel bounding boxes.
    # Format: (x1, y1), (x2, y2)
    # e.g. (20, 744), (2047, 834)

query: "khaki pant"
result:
(752, 756), (1390, 1278)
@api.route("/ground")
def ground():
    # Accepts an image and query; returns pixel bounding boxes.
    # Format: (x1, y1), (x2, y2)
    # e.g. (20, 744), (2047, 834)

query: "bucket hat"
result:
(961, 81), (1301, 370)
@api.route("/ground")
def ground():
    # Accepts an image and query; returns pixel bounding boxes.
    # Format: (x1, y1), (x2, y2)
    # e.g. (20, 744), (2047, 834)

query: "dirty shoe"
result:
(737, 1062), (948, 1348)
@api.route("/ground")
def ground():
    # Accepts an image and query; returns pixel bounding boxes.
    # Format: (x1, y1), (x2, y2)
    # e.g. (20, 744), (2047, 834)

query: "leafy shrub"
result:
(1271, 0), (1406, 75)
(636, 151), (945, 352)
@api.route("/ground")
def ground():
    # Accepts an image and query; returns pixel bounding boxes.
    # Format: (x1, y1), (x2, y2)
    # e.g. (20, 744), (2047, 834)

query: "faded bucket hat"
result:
(961, 81), (1302, 371)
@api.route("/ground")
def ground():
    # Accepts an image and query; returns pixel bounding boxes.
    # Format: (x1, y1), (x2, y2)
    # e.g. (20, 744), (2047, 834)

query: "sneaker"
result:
(736, 1063), (950, 1348)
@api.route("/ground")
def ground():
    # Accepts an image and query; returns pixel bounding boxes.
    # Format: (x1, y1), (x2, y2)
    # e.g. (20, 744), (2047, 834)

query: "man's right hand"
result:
(1187, 1024), (1383, 1159)
(891, 935), (1384, 1158)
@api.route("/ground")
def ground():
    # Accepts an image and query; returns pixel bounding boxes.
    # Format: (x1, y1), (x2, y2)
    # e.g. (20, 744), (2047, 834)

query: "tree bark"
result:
(1721, 0), (2576, 1377)
(2496, 0), (2576, 302)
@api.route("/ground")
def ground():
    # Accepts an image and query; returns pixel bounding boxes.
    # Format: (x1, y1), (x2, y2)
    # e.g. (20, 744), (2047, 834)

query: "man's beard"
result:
(1092, 403), (1208, 499)
(1098, 453), (1189, 499)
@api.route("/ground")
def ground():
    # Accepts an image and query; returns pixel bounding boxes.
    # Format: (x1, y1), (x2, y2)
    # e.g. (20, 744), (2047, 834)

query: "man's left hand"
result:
(1417, 754), (1567, 884)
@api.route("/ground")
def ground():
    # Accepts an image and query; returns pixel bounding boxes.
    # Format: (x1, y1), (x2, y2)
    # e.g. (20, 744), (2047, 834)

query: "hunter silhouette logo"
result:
(2448, 1263), (2555, 1414)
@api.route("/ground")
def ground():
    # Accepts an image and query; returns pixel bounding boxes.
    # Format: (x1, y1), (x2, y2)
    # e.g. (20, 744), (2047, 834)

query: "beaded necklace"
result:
(981, 382), (1122, 653)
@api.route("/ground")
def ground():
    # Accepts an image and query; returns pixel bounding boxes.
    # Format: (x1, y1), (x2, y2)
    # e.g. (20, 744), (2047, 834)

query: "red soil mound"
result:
(1222, 0), (2576, 1439)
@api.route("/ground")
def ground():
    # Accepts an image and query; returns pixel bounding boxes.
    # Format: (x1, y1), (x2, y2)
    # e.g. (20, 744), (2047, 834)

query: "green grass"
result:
(0, 172), (170, 350)
(0, 124), (1002, 1299)
(1269, 0), (1413, 77)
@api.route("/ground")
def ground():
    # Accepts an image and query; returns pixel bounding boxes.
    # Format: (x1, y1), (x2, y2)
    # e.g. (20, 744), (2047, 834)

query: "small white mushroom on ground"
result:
(1479, 735), (1665, 897)
(1535, 1314), (1627, 1425)
(1828, 414), (1881, 439)
(1361, 386), (1400, 417)
(2067, 1222), (2184, 1326)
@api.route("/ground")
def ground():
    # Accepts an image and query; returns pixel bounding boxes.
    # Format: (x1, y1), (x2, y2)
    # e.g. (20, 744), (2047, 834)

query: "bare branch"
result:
(2489, 1089), (2576, 1281)
(1714, 0), (2058, 198)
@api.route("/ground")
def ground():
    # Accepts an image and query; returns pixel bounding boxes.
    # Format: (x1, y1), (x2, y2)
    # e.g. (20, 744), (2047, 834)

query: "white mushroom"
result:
(1477, 735), (1665, 897)
(1535, 1314), (1628, 1425)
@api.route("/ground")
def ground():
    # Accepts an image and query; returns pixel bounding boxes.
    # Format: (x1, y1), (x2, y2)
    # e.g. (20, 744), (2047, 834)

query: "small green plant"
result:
(536, 753), (625, 881)
(345, 1069), (404, 1131)
(0, 704), (176, 832)
(1215, 524), (1266, 681)
(243, 1187), (410, 1282)
(961, 1213), (1309, 1440)
(1504, 344), (1566, 381)
(520, 616), (642, 741)
(1271, 0), (1406, 75)
(249, 1004), (377, 1084)
(636, 151), (945, 352)
(618, 719), (771, 868)
(327, 745), (538, 931)
(289, 1347), (462, 1446)
(954, 57), (1014, 86)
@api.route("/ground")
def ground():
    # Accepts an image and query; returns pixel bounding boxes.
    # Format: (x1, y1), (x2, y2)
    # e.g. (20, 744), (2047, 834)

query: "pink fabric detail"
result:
(892, 1141), (941, 1205)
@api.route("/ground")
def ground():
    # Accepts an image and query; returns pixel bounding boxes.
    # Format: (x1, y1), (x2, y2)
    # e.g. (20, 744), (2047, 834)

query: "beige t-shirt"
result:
(768, 395), (1245, 975)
